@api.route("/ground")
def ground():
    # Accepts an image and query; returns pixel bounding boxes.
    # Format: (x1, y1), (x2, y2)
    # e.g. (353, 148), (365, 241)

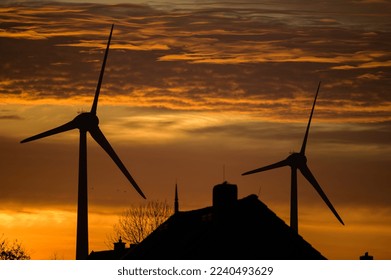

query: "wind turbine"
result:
(21, 24), (146, 260)
(242, 82), (344, 233)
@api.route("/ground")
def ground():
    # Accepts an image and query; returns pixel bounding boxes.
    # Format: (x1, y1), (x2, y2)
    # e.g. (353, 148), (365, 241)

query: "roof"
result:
(123, 194), (326, 260)
(88, 248), (130, 260)
(88, 238), (134, 260)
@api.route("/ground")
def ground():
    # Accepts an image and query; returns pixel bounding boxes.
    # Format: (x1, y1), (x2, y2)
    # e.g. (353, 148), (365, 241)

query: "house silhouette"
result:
(89, 181), (326, 260)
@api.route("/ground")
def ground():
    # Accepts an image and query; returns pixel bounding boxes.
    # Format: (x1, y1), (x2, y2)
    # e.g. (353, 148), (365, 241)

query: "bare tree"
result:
(50, 251), (64, 260)
(0, 235), (30, 260)
(107, 200), (173, 247)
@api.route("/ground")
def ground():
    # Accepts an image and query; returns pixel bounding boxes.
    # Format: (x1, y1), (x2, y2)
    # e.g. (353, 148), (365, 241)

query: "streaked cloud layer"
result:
(1, 1), (390, 121)
(0, 1), (390, 259)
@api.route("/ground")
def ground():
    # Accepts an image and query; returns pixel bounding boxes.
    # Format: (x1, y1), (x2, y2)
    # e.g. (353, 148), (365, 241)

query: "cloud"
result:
(357, 73), (382, 80)
(1, 2), (390, 125)
(0, 1), (389, 146)
(0, 0), (389, 205)
(0, 114), (23, 120)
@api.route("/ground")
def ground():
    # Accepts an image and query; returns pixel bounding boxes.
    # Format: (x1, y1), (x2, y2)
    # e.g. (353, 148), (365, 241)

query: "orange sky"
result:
(0, 0), (391, 260)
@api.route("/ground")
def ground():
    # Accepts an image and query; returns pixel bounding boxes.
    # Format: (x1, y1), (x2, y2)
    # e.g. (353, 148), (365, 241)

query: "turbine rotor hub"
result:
(74, 112), (99, 130)
(287, 152), (307, 167)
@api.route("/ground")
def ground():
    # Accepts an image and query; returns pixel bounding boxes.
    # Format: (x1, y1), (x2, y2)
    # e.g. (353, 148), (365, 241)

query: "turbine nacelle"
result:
(73, 112), (99, 131)
(286, 152), (307, 168)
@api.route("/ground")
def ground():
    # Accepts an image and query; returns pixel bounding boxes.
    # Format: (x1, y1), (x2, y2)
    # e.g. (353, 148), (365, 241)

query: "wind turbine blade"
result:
(299, 163), (345, 225)
(300, 81), (321, 155)
(89, 126), (146, 199)
(20, 120), (77, 143)
(90, 24), (114, 115)
(242, 159), (289, 176)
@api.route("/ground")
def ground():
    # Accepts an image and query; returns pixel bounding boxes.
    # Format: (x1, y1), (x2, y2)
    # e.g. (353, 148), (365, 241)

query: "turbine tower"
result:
(242, 82), (344, 233)
(21, 24), (146, 259)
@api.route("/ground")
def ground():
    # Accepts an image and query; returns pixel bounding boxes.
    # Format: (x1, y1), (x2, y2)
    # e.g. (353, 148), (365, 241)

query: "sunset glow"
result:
(1, 0), (390, 260)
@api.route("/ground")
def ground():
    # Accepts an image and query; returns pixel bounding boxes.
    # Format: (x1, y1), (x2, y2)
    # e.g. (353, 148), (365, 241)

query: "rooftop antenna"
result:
(242, 81), (344, 233)
(20, 24), (146, 260)
(222, 164), (226, 182)
(174, 181), (179, 214)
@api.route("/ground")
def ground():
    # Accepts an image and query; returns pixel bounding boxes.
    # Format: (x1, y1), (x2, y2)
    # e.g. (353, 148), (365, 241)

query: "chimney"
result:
(114, 237), (126, 252)
(359, 252), (374, 260)
(213, 181), (238, 209)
